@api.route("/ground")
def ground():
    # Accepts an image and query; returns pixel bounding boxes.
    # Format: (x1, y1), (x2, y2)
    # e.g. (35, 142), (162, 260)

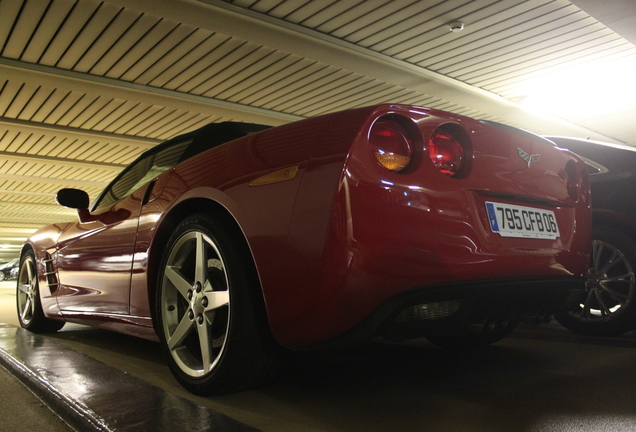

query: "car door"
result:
(55, 139), (192, 315)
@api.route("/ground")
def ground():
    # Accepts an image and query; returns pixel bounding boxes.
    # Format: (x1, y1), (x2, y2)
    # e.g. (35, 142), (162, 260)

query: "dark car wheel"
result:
(556, 227), (636, 336)
(0, 272), (5, 282)
(16, 251), (65, 333)
(156, 213), (279, 395)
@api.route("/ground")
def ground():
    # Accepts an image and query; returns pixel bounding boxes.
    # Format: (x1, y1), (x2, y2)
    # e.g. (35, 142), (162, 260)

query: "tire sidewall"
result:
(16, 250), (63, 332)
(557, 225), (636, 336)
(156, 213), (269, 394)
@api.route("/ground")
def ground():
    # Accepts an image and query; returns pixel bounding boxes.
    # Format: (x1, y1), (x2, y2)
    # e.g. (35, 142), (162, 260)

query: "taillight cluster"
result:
(564, 159), (589, 202)
(369, 117), (468, 177)
(428, 129), (465, 177)
(369, 118), (413, 173)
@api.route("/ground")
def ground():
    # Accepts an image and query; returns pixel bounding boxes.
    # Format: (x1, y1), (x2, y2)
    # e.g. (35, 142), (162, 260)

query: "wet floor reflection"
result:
(20, 323), (636, 432)
(0, 326), (259, 432)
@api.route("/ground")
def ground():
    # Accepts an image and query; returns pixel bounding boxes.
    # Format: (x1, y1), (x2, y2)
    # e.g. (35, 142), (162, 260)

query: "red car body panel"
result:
(25, 105), (592, 348)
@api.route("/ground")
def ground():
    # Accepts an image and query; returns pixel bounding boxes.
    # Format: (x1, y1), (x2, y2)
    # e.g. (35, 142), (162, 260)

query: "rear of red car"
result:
(265, 105), (591, 347)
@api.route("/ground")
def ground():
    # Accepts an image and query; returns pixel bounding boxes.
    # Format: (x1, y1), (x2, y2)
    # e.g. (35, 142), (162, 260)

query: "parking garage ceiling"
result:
(0, 0), (635, 261)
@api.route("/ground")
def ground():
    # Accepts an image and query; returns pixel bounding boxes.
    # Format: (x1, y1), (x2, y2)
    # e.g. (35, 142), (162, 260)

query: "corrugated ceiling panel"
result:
(292, 78), (385, 116)
(119, 26), (193, 82)
(466, 35), (627, 86)
(96, 102), (155, 134)
(259, 66), (356, 110)
(105, 20), (180, 79)
(0, 0), (521, 133)
(228, 56), (321, 105)
(223, 0), (635, 128)
(0, 179), (104, 198)
(89, 13), (161, 77)
(57, 3), (126, 71)
(359, 0), (507, 51)
(19, 0), (76, 63)
(148, 113), (215, 139)
(0, 202), (73, 216)
(0, 0), (499, 126)
(3, 83), (41, 118)
(0, 125), (145, 165)
(91, 100), (150, 132)
(277, 0), (347, 23)
(66, 97), (127, 129)
(36, 91), (86, 124)
(417, 15), (583, 66)
(0, 1), (24, 50)
(148, 32), (232, 88)
(38, 0), (102, 66)
(129, 26), (212, 85)
(178, 41), (268, 93)
(432, 15), (604, 75)
(197, 47), (285, 97)
(208, 51), (294, 99)
(1, 0), (48, 59)
(0, 72), (211, 146)
(394, 0), (564, 58)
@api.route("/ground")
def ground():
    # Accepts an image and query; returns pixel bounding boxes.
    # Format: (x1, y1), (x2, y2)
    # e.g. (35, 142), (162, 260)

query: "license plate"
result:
(485, 201), (560, 239)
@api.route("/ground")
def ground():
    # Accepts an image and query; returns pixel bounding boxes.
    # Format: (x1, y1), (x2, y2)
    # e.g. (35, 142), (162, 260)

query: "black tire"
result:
(0, 272), (5, 282)
(427, 314), (518, 350)
(156, 213), (279, 395)
(556, 227), (636, 336)
(16, 250), (65, 333)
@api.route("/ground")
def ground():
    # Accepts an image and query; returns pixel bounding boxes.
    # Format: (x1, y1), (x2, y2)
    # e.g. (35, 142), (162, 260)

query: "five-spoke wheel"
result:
(157, 213), (278, 395)
(16, 251), (64, 333)
(160, 229), (231, 378)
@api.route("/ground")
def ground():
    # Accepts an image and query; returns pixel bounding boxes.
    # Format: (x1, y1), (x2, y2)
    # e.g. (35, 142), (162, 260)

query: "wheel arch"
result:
(592, 209), (636, 239)
(146, 198), (265, 332)
(20, 242), (34, 257)
(18, 243), (36, 282)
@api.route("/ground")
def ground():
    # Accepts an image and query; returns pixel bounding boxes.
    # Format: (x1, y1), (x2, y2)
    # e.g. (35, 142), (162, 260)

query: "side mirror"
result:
(56, 188), (90, 209)
(56, 189), (95, 223)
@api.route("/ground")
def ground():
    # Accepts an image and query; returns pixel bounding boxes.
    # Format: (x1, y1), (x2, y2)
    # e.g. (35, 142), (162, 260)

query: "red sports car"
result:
(17, 105), (592, 394)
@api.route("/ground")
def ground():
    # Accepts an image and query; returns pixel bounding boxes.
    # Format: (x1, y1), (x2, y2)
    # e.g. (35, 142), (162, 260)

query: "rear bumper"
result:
(302, 276), (584, 349)
(260, 107), (591, 348)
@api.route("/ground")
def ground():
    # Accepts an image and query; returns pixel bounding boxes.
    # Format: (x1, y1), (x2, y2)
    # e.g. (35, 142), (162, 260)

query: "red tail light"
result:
(428, 128), (465, 177)
(564, 160), (579, 201)
(370, 118), (413, 173)
(565, 159), (589, 202)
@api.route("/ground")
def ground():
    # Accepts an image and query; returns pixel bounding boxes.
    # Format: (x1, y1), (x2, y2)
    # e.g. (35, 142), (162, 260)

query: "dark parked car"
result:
(0, 258), (18, 282)
(546, 136), (636, 336)
(18, 105), (592, 395)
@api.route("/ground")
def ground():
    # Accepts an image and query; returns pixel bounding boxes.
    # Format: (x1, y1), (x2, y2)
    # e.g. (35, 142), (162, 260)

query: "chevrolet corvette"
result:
(17, 105), (592, 394)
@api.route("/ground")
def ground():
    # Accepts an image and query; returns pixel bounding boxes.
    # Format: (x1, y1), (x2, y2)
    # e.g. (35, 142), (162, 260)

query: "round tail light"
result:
(370, 118), (413, 173)
(428, 128), (466, 177)
(564, 160), (579, 201)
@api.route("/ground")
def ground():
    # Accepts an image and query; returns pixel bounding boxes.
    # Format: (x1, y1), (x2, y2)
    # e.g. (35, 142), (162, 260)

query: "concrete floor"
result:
(2, 280), (636, 431)
(0, 357), (75, 432)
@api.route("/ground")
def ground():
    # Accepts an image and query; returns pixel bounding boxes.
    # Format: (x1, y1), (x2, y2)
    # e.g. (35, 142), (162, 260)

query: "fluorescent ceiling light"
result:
(520, 56), (636, 120)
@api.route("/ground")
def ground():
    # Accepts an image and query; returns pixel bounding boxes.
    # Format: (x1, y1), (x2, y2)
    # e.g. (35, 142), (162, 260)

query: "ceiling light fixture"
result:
(520, 58), (636, 119)
(449, 22), (464, 32)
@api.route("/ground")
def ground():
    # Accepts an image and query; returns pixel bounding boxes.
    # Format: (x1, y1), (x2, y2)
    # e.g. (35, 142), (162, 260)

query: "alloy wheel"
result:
(575, 239), (635, 322)
(16, 255), (37, 326)
(160, 230), (230, 377)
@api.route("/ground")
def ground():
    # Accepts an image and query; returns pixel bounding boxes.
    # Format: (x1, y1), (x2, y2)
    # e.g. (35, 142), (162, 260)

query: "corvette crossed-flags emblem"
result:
(517, 147), (540, 168)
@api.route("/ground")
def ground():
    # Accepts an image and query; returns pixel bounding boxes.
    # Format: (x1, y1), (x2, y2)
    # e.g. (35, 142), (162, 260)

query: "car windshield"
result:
(1, 258), (18, 268)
